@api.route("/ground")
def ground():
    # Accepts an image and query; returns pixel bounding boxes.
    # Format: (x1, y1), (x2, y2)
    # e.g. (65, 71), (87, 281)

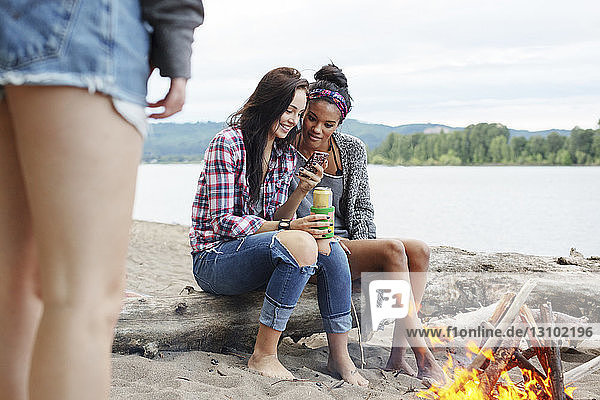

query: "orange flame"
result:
(418, 345), (576, 400)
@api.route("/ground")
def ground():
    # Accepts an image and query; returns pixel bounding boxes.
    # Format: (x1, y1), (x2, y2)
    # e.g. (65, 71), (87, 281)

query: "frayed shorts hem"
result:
(0, 72), (147, 138)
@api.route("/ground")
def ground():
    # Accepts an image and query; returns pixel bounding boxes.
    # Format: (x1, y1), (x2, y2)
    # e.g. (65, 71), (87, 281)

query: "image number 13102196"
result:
(369, 280), (412, 331)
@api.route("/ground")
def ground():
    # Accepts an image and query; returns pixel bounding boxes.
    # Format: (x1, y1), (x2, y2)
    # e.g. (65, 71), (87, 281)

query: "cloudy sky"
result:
(147, 0), (600, 131)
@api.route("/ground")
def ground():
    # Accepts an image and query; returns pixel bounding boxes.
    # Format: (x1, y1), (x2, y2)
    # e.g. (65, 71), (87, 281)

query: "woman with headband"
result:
(190, 67), (367, 386)
(289, 64), (447, 386)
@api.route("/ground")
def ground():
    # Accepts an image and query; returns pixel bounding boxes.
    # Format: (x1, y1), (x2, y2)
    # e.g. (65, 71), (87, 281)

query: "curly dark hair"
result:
(310, 63), (352, 123)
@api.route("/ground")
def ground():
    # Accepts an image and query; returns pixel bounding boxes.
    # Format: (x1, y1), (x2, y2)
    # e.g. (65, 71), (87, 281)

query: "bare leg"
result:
(345, 239), (415, 374)
(344, 238), (444, 384)
(390, 296), (446, 386)
(6, 86), (142, 400)
(387, 239), (430, 374)
(248, 324), (294, 379)
(316, 238), (332, 255)
(400, 238), (430, 305)
(0, 97), (43, 400)
(326, 332), (369, 386)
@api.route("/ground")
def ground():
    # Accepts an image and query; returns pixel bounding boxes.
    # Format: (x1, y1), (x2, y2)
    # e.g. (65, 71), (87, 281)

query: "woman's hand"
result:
(290, 214), (332, 239)
(296, 160), (327, 194)
(148, 77), (187, 119)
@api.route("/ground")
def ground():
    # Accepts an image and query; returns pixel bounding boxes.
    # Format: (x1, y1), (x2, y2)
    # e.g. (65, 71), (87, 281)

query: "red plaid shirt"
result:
(190, 127), (297, 253)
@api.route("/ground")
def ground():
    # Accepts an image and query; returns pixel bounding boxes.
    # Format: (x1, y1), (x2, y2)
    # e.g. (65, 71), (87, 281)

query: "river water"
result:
(133, 165), (600, 256)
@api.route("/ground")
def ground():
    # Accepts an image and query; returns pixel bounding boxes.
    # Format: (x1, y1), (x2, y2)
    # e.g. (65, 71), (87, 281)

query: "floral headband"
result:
(308, 88), (350, 120)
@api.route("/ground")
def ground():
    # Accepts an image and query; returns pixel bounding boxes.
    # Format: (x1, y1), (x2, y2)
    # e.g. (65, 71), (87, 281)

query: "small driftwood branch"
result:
(468, 280), (537, 371)
(477, 293), (515, 348)
(513, 350), (548, 380)
(540, 303), (566, 400)
(514, 349), (555, 400)
(519, 304), (544, 348)
(564, 355), (600, 384)
(488, 292), (516, 325)
(521, 347), (537, 360)
(507, 349), (554, 400)
(506, 347), (538, 373)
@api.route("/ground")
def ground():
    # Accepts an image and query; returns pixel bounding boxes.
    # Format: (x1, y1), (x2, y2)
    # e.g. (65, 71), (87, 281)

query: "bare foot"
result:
(384, 357), (417, 377)
(385, 347), (417, 376)
(415, 352), (448, 388)
(327, 356), (369, 387)
(248, 353), (294, 380)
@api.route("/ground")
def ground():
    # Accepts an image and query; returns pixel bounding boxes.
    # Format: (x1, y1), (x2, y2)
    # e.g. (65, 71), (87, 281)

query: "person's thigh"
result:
(343, 238), (397, 280)
(5, 85), (143, 305)
(194, 231), (283, 295)
(0, 95), (36, 293)
(0, 93), (42, 399)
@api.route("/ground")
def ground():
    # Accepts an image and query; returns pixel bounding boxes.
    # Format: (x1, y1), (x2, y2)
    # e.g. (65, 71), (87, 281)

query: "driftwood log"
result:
(113, 285), (362, 356)
(520, 304), (544, 348)
(423, 248), (600, 322)
(119, 222), (600, 360)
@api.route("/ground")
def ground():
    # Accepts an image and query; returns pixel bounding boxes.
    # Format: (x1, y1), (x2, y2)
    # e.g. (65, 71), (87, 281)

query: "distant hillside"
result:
(144, 121), (225, 162)
(340, 120), (461, 150)
(142, 120), (570, 163)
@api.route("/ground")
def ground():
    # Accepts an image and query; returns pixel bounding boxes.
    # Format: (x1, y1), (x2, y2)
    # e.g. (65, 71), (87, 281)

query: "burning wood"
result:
(540, 303), (566, 400)
(418, 281), (584, 400)
(478, 340), (520, 397)
(468, 280), (537, 372)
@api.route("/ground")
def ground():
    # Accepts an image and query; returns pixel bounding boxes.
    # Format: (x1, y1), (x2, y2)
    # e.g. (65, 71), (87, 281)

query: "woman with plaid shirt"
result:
(190, 67), (368, 386)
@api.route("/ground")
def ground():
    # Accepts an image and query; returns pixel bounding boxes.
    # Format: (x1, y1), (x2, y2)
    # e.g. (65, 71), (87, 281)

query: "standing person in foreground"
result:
(190, 67), (368, 386)
(289, 64), (447, 386)
(0, 1), (203, 399)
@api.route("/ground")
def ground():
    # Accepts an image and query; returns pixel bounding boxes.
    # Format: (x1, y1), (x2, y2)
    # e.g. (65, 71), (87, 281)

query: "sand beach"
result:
(111, 221), (600, 399)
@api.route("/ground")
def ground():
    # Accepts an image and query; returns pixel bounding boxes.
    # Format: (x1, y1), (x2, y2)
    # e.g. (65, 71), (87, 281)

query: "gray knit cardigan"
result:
(331, 131), (377, 240)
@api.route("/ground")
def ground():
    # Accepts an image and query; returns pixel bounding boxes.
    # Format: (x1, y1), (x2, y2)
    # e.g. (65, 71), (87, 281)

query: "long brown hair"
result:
(228, 67), (308, 202)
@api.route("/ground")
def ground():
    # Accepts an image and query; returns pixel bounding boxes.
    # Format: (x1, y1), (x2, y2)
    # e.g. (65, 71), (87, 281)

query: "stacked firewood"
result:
(424, 281), (600, 399)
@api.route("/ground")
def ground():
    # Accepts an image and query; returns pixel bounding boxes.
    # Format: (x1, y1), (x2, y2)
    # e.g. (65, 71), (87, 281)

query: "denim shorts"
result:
(0, 0), (149, 136)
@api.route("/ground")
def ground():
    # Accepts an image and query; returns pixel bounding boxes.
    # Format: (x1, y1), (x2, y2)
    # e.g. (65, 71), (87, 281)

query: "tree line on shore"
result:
(369, 122), (600, 166)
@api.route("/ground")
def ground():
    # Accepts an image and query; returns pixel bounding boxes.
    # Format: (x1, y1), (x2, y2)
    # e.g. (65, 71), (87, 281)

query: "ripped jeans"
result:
(192, 231), (352, 333)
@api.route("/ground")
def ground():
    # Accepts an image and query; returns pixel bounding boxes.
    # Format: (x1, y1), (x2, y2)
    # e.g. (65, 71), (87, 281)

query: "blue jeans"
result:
(193, 231), (352, 333)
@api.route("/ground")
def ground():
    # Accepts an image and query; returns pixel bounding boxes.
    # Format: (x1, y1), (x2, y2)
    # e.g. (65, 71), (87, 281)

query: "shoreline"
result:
(141, 160), (600, 167)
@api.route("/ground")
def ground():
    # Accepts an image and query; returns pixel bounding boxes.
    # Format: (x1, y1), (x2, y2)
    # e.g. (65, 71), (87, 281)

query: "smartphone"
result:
(302, 151), (329, 174)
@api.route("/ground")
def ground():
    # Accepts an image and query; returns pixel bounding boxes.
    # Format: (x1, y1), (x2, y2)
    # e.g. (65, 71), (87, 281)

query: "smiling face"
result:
(270, 88), (307, 140)
(300, 99), (341, 151)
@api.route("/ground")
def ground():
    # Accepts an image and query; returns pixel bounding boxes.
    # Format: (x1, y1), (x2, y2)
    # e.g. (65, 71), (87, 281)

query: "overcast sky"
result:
(147, 0), (600, 131)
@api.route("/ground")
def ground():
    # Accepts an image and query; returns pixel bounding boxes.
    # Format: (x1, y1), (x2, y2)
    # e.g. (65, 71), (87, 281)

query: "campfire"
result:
(417, 280), (600, 399)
